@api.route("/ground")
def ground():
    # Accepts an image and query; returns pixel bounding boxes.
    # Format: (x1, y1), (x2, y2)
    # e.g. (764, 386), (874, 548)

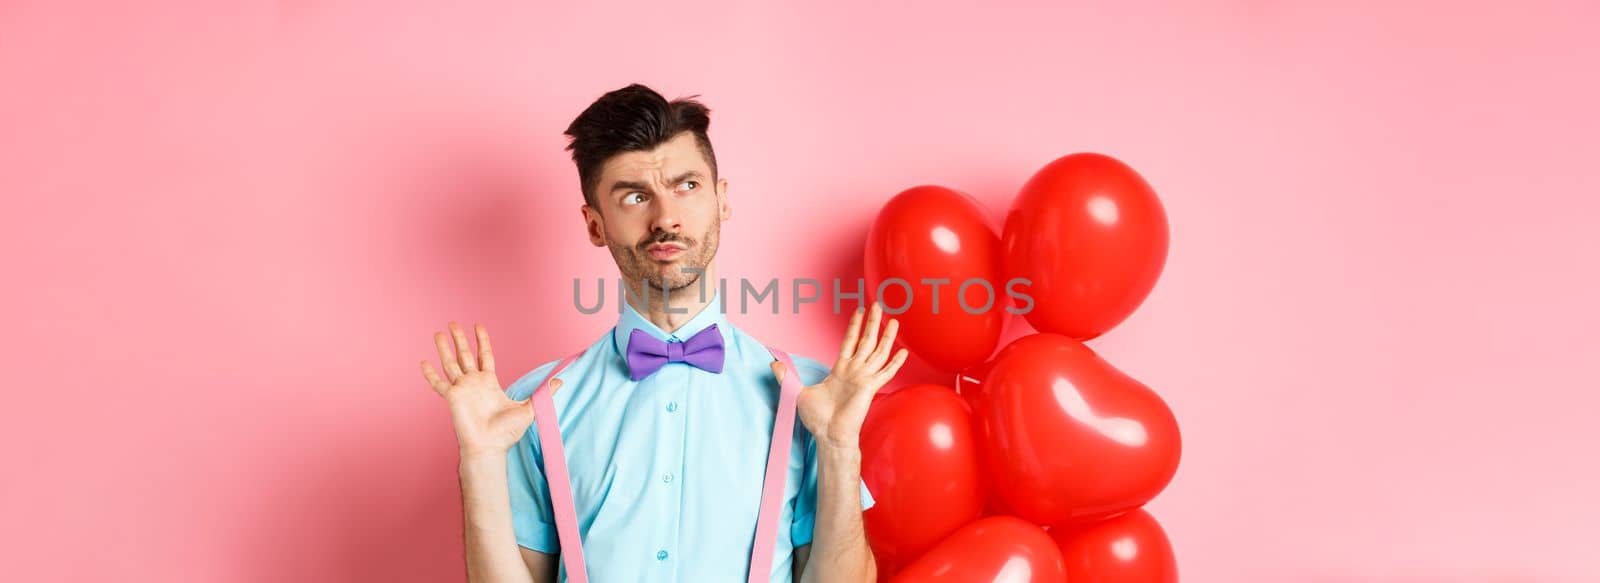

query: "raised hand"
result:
(780, 302), (910, 451)
(420, 322), (560, 458)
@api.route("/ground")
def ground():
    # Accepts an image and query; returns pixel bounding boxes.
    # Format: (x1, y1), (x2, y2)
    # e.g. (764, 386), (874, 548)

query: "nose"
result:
(649, 189), (682, 234)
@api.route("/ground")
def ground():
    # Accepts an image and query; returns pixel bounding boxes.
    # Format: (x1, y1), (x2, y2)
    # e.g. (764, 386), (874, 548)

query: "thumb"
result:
(770, 361), (785, 383)
(514, 379), (562, 408)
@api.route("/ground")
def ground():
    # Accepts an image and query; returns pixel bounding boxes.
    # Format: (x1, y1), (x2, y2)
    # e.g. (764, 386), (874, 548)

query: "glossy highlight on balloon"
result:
(1001, 153), (1169, 340)
(971, 333), (1181, 525)
(860, 385), (987, 578)
(865, 185), (1008, 372)
(889, 516), (1066, 583)
(1050, 509), (1178, 583)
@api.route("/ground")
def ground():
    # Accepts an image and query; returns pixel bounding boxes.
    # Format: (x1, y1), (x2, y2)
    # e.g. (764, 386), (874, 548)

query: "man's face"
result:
(583, 131), (730, 296)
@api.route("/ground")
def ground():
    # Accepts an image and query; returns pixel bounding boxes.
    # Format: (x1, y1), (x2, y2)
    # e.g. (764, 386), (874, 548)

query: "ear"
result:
(717, 177), (732, 221)
(581, 204), (606, 247)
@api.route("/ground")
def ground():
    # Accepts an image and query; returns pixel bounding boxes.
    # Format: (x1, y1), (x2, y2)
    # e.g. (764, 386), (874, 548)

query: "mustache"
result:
(638, 232), (693, 250)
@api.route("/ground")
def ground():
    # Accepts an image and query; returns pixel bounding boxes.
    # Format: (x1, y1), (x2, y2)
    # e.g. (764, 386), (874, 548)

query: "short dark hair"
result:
(563, 83), (718, 209)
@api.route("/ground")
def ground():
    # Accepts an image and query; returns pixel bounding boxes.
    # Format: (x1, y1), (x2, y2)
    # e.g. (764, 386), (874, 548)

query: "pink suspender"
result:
(748, 347), (804, 583)
(528, 352), (587, 582)
(527, 346), (805, 583)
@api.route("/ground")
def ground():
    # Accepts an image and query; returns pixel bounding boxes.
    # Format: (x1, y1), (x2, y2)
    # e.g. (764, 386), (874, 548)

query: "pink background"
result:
(4, 1), (1598, 581)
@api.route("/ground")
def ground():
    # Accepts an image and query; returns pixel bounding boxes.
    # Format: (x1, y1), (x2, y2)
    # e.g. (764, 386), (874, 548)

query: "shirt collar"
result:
(612, 289), (735, 356)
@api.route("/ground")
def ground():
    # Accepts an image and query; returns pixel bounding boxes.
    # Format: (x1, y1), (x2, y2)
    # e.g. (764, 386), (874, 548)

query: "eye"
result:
(623, 192), (648, 205)
(680, 180), (699, 192)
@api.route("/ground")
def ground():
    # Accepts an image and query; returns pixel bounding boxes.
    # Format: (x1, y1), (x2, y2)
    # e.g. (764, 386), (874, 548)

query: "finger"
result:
(770, 361), (786, 383)
(476, 323), (496, 373)
(515, 378), (562, 416)
(876, 348), (910, 383)
(420, 360), (449, 395)
(866, 317), (899, 368)
(837, 307), (864, 363)
(508, 401), (535, 425)
(855, 301), (883, 361)
(450, 322), (478, 373)
(492, 400), (535, 430)
(434, 331), (464, 381)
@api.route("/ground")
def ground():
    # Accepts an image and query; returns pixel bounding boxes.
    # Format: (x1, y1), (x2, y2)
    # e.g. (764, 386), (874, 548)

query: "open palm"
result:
(782, 302), (909, 450)
(420, 322), (559, 457)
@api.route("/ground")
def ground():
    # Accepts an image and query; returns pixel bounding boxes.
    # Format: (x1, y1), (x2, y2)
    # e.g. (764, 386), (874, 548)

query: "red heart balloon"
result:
(889, 516), (1066, 583)
(866, 185), (1007, 372)
(973, 333), (1181, 525)
(1002, 153), (1168, 340)
(861, 384), (986, 577)
(1050, 509), (1178, 582)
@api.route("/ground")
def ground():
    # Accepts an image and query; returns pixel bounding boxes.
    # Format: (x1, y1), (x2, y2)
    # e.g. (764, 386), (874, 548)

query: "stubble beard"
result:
(609, 217), (720, 300)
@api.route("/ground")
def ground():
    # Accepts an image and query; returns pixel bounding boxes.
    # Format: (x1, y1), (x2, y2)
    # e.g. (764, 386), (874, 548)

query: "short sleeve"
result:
(505, 360), (562, 553)
(787, 354), (876, 548)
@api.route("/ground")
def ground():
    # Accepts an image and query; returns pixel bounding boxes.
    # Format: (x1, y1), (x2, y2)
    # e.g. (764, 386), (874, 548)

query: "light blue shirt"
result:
(505, 291), (875, 582)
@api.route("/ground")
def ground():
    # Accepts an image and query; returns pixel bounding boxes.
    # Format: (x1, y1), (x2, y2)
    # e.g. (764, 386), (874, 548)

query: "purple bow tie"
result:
(626, 324), (726, 381)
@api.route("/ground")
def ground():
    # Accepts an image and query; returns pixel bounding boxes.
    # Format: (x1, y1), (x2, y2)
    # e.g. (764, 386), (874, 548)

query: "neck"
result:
(623, 263), (719, 335)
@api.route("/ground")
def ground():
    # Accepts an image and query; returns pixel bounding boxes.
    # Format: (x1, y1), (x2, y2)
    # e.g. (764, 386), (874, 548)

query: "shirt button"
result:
(666, 401), (678, 413)
(656, 550), (669, 561)
(662, 472), (674, 484)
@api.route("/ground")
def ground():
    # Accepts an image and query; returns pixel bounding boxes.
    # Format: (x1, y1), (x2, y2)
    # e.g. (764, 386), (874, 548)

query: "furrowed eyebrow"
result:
(609, 180), (649, 194)
(607, 172), (705, 194)
(668, 171), (704, 185)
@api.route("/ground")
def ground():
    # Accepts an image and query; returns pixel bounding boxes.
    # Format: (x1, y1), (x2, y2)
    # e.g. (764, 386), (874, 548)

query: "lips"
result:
(645, 243), (686, 261)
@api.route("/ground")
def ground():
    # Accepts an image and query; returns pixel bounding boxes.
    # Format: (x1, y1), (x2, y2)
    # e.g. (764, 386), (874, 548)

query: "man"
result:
(420, 84), (907, 583)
